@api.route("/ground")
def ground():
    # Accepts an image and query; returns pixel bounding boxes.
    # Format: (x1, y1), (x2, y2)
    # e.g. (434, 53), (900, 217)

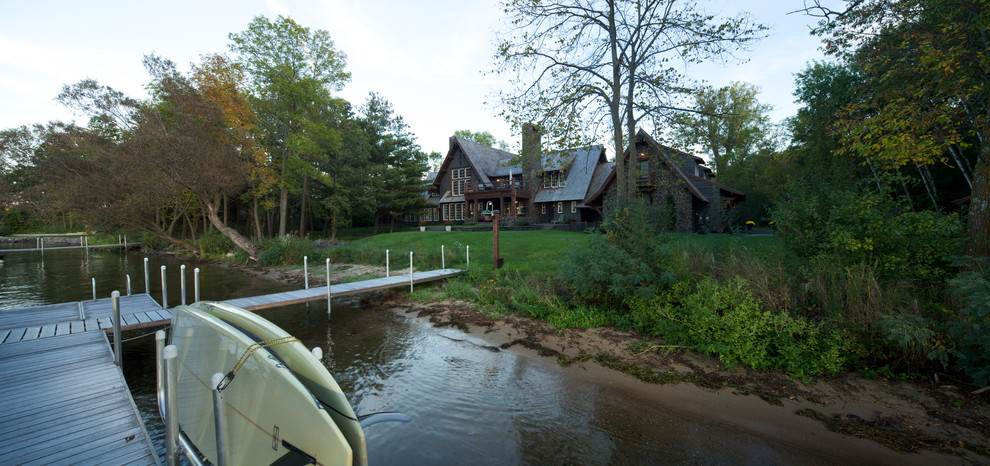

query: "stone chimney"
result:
(521, 123), (542, 161)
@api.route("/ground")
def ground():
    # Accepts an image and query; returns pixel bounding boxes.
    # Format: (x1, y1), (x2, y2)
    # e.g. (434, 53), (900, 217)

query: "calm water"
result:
(1, 246), (884, 465)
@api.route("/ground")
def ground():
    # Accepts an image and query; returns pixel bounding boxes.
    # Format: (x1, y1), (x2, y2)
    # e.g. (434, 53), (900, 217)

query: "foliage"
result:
(672, 82), (777, 176)
(258, 235), (320, 266)
(773, 181), (964, 281)
(628, 278), (848, 378)
(805, 0), (990, 256)
(196, 229), (237, 258)
(947, 258), (990, 387)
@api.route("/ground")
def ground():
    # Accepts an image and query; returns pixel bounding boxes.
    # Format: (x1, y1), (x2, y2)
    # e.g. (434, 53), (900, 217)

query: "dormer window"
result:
(542, 171), (565, 188)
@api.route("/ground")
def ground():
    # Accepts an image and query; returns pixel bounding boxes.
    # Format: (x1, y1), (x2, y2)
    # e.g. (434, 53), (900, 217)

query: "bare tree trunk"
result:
(948, 143), (973, 190)
(608, 1), (626, 204)
(968, 134), (989, 257)
(898, 168), (915, 212)
(205, 199), (261, 261)
(182, 209), (197, 244)
(223, 193), (228, 227)
(278, 186), (288, 237)
(914, 162), (940, 211)
(299, 175), (309, 237)
(253, 196), (262, 241)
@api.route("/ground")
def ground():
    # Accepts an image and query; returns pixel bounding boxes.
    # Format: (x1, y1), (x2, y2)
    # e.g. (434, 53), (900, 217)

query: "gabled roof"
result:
(685, 173), (746, 201)
(636, 130), (708, 201)
(534, 146), (607, 203)
(584, 129), (741, 205)
(435, 137), (517, 187)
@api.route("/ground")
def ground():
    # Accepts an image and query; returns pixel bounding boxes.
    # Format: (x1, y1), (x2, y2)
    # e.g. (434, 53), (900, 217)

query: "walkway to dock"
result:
(224, 268), (463, 310)
(0, 268), (463, 346)
(0, 331), (158, 464)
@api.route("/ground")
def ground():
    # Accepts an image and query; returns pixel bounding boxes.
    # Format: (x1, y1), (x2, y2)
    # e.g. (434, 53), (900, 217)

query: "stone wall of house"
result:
(601, 144), (697, 233)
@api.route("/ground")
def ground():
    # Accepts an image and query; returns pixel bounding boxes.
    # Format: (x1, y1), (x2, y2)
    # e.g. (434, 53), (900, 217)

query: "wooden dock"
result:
(0, 293), (169, 346)
(0, 242), (141, 254)
(0, 331), (158, 464)
(0, 267), (461, 463)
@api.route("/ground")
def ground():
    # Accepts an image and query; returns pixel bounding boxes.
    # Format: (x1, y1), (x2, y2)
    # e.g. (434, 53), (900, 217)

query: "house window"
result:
(541, 204), (546, 214)
(571, 201), (576, 213)
(443, 203), (466, 221)
(542, 171), (565, 188)
(557, 202), (563, 214)
(452, 167), (470, 196)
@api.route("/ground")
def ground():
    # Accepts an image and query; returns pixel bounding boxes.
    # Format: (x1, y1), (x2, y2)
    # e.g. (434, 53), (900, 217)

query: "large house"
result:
(415, 126), (744, 232)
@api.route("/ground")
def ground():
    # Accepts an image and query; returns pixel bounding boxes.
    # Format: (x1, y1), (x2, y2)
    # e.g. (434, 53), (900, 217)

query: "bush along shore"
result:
(132, 205), (988, 461)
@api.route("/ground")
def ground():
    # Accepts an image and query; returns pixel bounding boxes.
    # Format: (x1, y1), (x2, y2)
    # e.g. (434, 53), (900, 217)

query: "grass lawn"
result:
(330, 229), (782, 274)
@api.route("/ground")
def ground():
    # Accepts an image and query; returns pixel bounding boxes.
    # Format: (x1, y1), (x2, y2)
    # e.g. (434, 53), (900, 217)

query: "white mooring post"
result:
(79, 236), (83, 249)
(180, 265), (187, 306)
(164, 344), (179, 466)
(124, 235), (127, 247)
(92, 278), (97, 301)
(386, 249), (390, 277)
(112, 291), (122, 367)
(211, 373), (229, 466)
(327, 257), (338, 315)
(409, 252), (414, 293)
(304, 256), (309, 289)
(144, 257), (150, 294)
(194, 268), (201, 302)
(126, 275), (132, 296)
(161, 265), (168, 310)
(40, 237), (44, 252)
(467, 245), (470, 268)
(441, 245), (445, 269)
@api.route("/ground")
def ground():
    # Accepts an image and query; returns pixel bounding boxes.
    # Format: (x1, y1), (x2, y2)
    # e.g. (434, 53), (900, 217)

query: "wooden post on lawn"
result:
(493, 212), (502, 269)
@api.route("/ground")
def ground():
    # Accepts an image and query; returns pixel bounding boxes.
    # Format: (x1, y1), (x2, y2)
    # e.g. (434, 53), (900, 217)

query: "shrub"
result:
(773, 182), (963, 282)
(947, 258), (990, 387)
(258, 235), (319, 266)
(560, 200), (676, 307)
(629, 278), (847, 378)
(196, 229), (235, 258)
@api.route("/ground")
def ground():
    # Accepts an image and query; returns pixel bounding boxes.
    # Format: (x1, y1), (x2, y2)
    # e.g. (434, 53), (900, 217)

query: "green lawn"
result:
(330, 229), (781, 274)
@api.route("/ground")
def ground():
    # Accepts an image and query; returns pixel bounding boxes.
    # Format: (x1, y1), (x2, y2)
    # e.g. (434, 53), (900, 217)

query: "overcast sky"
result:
(0, 0), (832, 158)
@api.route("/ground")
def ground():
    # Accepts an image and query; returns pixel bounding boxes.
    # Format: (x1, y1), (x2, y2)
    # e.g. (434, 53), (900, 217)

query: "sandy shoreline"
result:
(217, 258), (990, 463)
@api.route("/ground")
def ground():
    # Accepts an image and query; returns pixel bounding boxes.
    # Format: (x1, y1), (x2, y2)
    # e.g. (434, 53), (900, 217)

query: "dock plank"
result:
(0, 332), (156, 465)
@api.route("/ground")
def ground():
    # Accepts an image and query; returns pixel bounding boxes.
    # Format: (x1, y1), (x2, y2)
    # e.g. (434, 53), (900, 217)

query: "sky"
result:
(0, 0), (833, 158)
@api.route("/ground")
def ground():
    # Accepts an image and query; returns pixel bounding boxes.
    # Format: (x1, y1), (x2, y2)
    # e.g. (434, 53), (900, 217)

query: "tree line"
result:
(0, 15), (432, 258)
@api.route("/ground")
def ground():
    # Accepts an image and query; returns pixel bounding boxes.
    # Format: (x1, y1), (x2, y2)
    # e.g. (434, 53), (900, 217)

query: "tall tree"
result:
(494, 0), (766, 202)
(804, 0), (990, 255)
(228, 15), (350, 237)
(191, 53), (276, 241)
(672, 82), (774, 175)
(360, 93), (431, 233)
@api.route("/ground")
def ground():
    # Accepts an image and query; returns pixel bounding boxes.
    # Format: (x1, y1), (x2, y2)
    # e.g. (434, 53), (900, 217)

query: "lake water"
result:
(0, 246), (916, 465)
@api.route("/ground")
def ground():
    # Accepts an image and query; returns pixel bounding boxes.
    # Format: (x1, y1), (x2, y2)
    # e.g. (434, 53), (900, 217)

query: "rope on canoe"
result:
(216, 336), (300, 391)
